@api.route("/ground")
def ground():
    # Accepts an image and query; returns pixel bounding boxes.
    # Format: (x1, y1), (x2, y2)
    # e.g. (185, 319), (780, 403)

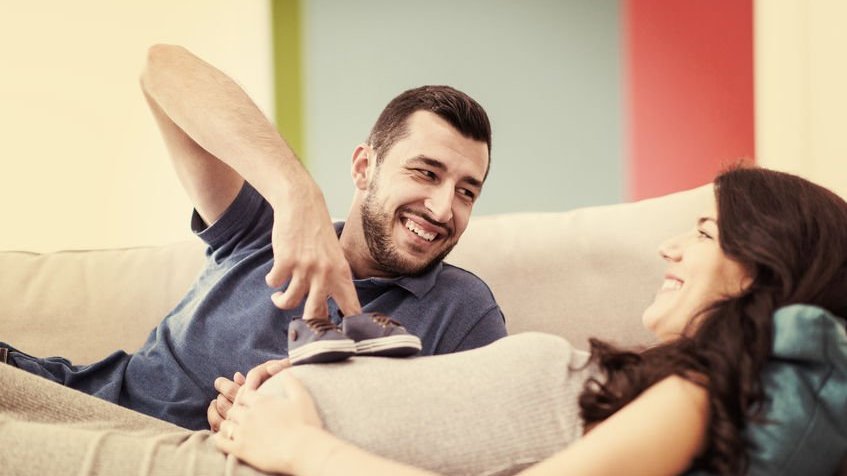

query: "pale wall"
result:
(0, 0), (273, 252)
(7, 1), (844, 252)
(756, 0), (847, 197)
(303, 0), (624, 219)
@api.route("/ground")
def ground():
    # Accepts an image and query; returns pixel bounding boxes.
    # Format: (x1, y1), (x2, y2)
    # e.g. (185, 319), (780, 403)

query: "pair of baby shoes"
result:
(287, 312), (422, 365)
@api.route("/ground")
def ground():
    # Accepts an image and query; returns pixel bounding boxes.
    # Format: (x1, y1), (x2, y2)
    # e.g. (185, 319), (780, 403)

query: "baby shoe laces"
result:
(304, 318), (341, 335)
(371, 313), (401, 327)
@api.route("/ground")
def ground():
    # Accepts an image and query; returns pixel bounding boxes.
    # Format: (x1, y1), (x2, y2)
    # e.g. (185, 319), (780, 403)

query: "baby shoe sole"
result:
(289, 340), (356, 365)
(354, 335), (422, 357)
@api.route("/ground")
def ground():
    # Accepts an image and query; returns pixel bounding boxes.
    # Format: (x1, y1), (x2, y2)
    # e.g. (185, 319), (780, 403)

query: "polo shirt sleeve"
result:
(449, 305), (508, 353)
(190, 181), (273, 256)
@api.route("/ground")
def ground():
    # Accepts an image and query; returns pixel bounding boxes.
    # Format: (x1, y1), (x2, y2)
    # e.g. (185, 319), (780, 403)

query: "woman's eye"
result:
(697, 229), (712, 240)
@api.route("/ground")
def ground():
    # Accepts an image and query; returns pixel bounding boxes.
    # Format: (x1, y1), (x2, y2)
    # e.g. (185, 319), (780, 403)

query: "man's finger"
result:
(265, 259), (293, 288)
(331, 278), (362, 317)
(301, 286), (330, 320)
(214, 377), (240, 402)
(233, 372), (245, 385)
(207, 399), (223, 432)
(271, 276), (307, 310)
(215, 393), (233, 417)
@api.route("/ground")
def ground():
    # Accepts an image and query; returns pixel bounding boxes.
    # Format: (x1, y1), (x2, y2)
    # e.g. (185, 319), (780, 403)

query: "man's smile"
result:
(403, 217), (438, 242)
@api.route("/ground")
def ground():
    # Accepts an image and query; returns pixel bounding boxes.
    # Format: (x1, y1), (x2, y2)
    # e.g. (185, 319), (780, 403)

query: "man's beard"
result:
(360, 186), (455, 277)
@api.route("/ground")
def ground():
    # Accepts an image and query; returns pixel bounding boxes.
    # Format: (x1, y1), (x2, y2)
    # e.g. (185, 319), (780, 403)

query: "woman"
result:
(215, 166), (847, 475)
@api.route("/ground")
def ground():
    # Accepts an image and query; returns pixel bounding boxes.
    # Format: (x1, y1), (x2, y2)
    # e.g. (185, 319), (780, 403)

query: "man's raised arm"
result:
(139, 44), (360, 318)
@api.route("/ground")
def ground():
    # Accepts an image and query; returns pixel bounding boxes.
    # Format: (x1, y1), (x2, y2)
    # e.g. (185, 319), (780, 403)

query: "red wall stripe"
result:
(625, 0), (755, 200)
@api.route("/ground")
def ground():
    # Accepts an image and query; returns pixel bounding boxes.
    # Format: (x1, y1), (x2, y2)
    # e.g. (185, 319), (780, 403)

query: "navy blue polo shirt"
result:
(7, 183), (506, 429)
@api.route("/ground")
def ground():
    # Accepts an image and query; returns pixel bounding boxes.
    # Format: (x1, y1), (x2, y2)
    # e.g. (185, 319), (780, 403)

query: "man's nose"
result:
(424, 185), (454, 223)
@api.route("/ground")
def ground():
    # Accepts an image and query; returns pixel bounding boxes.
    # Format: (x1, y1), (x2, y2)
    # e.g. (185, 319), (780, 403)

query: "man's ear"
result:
(351, 144), (373, 190)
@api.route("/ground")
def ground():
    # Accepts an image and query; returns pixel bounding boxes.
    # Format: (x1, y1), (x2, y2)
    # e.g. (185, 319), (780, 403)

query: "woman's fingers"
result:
(280, 373), (310, 402)
(213, 430), (235, 453)
(244, 359), (289, 391)
(234, 388), (260, 407)
(280, 374), (323, 427)
(227, 399), (245, 422)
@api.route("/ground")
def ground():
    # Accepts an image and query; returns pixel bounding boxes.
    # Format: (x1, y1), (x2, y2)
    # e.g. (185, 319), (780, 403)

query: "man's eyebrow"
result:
(408, 155), (484, 188)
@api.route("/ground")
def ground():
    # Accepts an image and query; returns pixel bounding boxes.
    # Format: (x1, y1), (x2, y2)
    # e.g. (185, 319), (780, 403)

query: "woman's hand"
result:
(214, 373), (328, 474)
(208, 358), (291, 431)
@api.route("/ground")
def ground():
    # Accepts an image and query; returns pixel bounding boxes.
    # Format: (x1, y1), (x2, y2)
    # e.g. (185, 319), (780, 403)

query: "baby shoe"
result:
(288, 317), (357, 365)
(341, 312), (422, 357)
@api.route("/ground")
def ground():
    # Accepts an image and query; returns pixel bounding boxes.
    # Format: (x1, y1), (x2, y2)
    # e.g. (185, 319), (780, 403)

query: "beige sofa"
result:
(0, 185), (711, 365)
(3, 184), (847, 475)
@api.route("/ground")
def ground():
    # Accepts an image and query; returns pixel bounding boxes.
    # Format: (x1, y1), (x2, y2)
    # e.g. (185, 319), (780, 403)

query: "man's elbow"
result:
(139, 43), (183, 91)
(146, 43), (184, 64)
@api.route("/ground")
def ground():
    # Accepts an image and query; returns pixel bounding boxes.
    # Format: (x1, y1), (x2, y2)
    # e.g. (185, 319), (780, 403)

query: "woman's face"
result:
(642, 193), (752, 341)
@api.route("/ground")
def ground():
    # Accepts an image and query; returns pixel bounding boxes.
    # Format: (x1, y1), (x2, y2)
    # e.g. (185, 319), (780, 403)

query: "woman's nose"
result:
(658, 233), (684, 262)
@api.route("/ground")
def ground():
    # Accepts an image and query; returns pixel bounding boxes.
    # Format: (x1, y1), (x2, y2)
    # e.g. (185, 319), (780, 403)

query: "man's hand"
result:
(208, 372), (245, 432)
(142, 45), (362, 319)
(265, 187), (362, 319)
(207, 359), (292, 431)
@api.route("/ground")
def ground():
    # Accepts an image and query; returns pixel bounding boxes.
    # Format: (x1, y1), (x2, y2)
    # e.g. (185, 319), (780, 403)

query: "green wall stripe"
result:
(271, 0), (305, 165)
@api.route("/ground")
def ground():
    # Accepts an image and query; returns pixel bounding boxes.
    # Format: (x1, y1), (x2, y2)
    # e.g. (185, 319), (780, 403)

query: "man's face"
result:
(359, 110), (489, 276)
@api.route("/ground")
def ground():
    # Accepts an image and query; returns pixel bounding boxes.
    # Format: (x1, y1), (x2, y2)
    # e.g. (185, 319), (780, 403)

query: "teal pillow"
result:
(745, 304), (847, 475)
(686, 304), (847, 475)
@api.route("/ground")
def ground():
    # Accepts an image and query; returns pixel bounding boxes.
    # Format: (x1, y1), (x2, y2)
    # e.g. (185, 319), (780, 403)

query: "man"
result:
(0, 45), (506, 430)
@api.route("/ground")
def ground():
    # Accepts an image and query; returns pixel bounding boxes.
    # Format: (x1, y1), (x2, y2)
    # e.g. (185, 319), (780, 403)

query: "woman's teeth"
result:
(661, 279), (683, 291)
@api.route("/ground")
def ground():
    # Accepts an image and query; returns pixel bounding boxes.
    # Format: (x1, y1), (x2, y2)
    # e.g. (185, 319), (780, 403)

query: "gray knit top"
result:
(259, 332), (596, 476)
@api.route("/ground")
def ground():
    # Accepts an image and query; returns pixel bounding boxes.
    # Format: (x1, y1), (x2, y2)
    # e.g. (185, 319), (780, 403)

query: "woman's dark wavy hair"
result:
(578, 165), (847, 474)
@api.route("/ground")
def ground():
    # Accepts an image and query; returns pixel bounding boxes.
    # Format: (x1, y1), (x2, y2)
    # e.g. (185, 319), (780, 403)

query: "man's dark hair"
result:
(367, 85), (492, 179)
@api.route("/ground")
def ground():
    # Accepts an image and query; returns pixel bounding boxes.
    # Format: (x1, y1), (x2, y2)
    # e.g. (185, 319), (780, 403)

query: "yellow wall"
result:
(756, 0), (847, 198)
(0, 0), (273, 252)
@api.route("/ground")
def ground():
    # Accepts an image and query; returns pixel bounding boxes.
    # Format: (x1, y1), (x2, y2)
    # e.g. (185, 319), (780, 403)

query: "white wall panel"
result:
(756, 0), (847, 198)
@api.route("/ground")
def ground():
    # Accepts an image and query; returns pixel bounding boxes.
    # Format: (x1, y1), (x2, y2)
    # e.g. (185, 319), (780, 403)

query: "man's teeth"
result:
(661, 279), (683, 291)
(404, 219), (437, 241)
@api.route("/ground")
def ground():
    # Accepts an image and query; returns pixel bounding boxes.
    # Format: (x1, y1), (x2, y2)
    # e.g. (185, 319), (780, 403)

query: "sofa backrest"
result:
(0, 185), (711, 363)
(449, 185), (711, 349)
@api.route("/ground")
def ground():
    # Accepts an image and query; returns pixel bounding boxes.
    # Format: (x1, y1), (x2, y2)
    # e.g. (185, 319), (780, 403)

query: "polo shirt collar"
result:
(335, 221), (441, 299)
